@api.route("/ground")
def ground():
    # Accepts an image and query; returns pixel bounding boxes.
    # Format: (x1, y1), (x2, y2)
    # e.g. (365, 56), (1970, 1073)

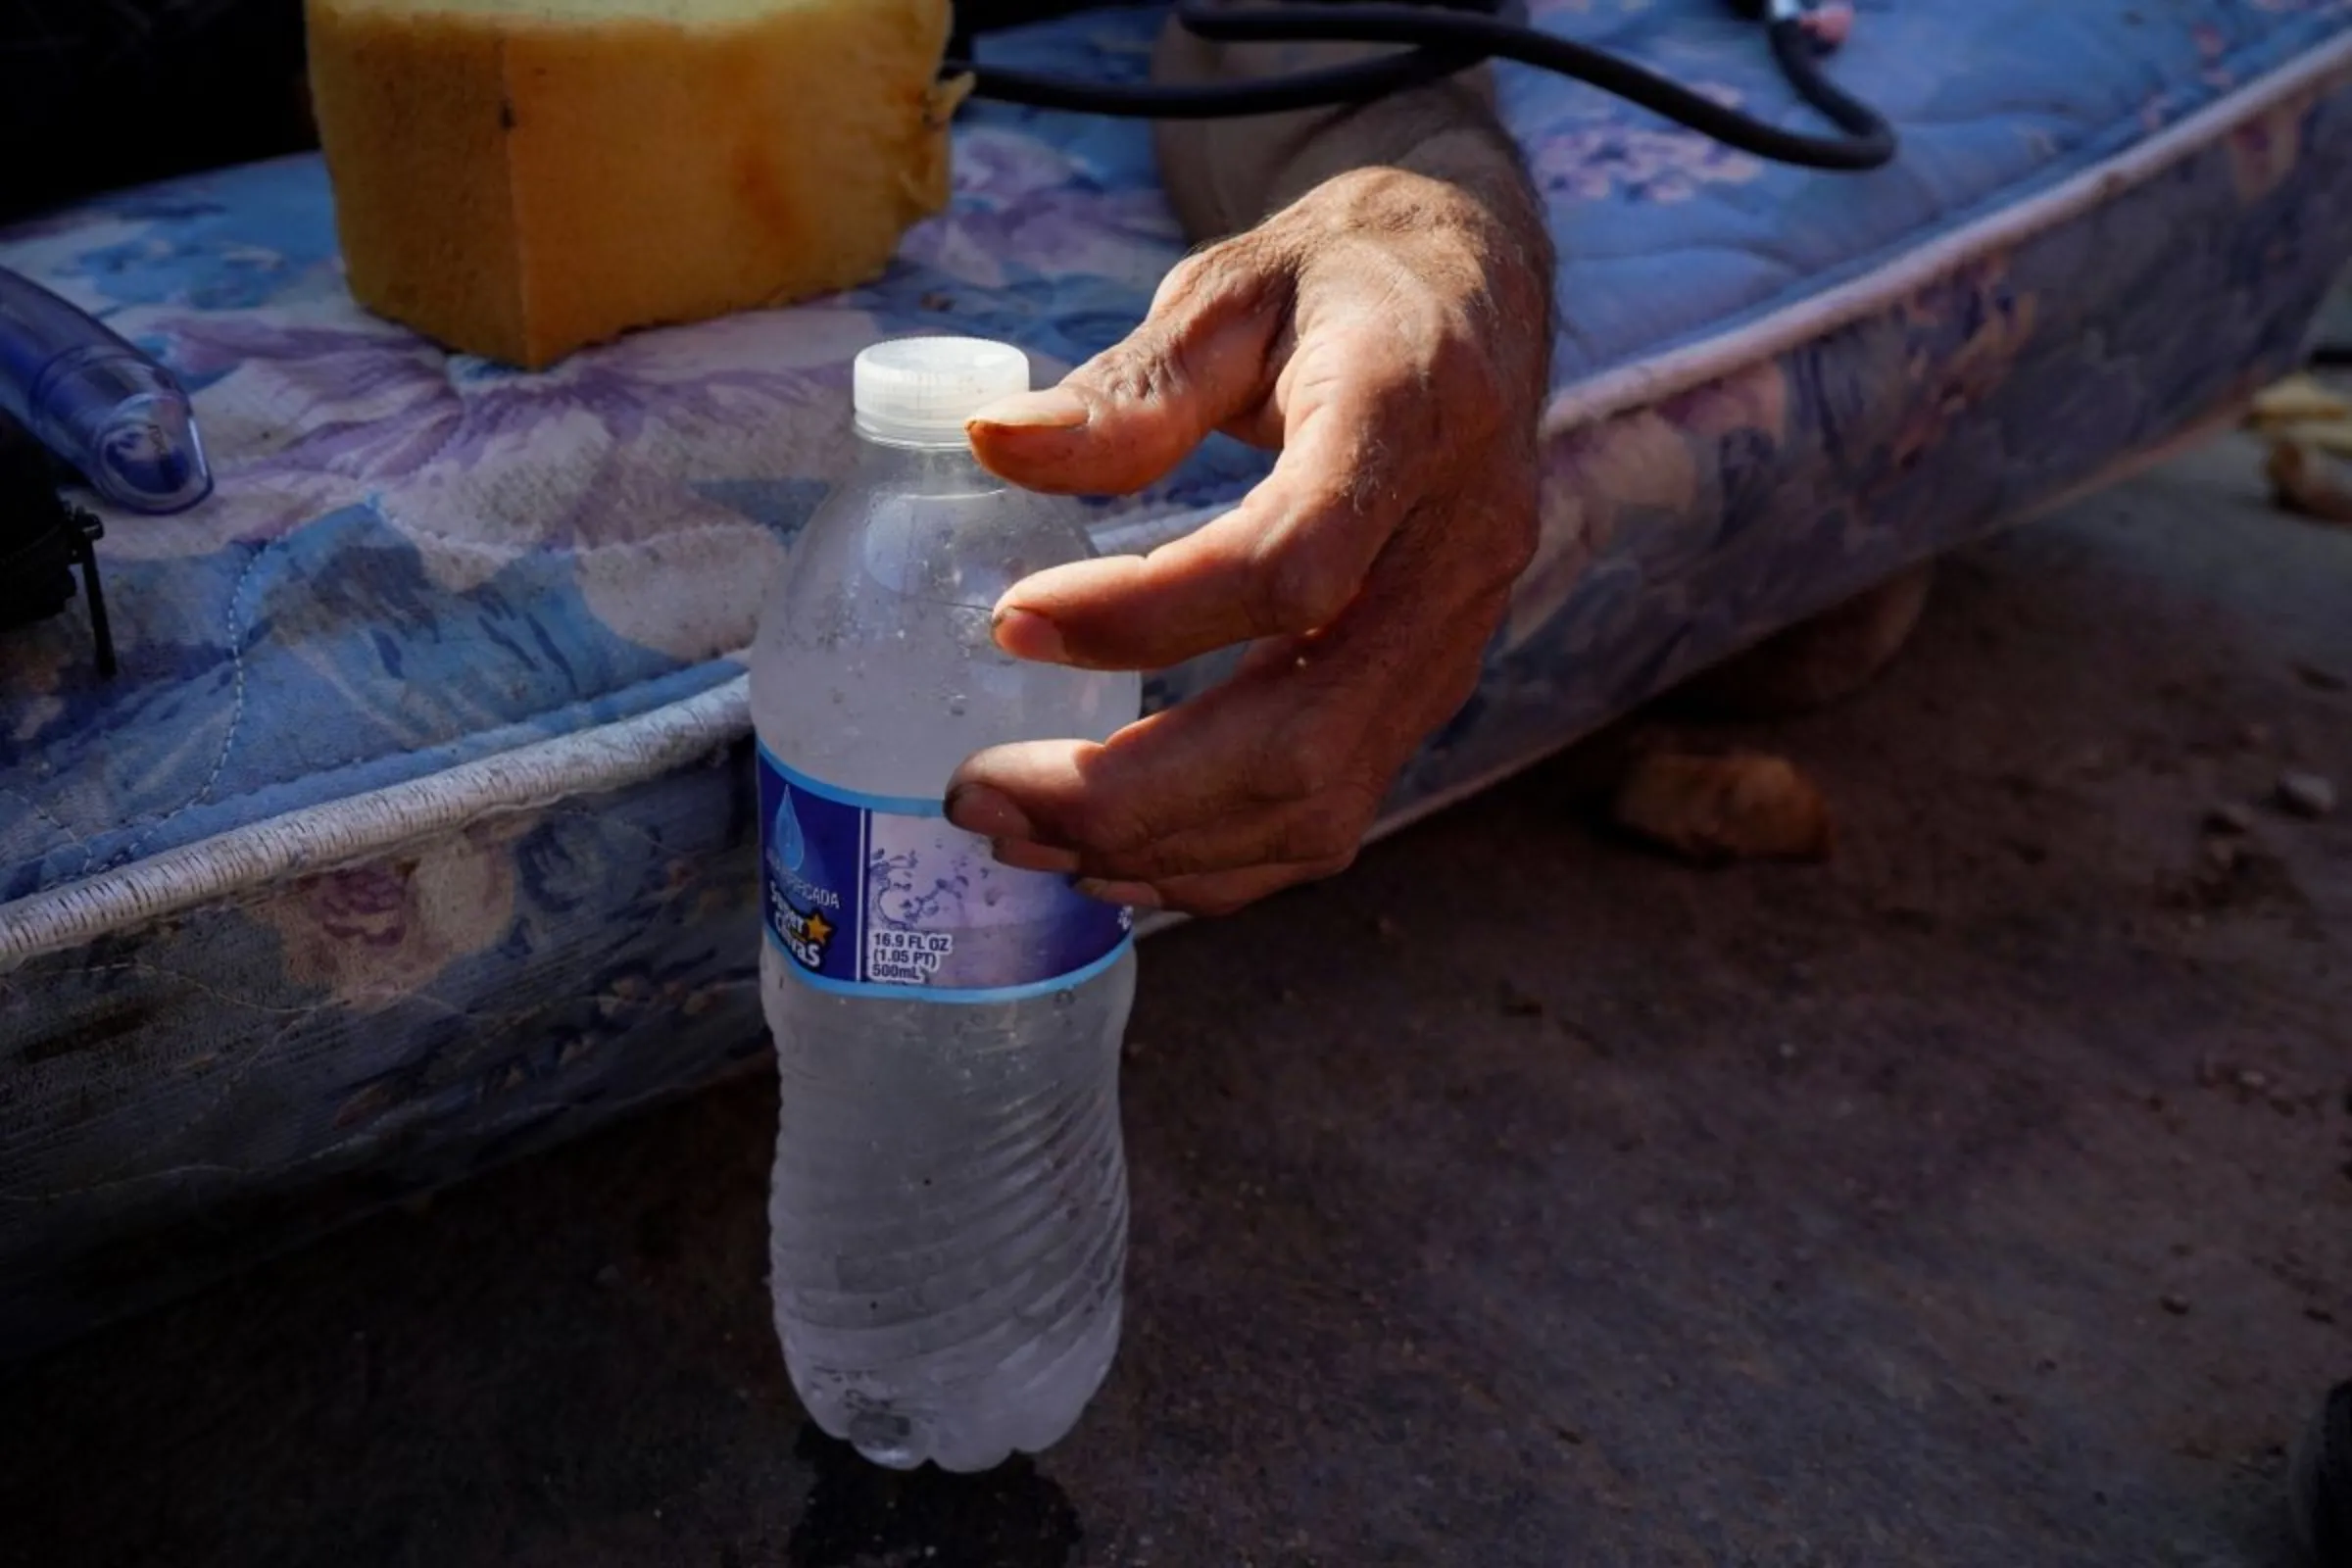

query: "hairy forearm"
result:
(1150, 23), (1498, 220)
(1150, 14), (1555, 357)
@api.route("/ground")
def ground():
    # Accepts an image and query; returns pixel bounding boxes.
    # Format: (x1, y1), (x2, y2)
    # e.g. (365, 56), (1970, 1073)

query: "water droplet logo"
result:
(771, 784), (808, 877)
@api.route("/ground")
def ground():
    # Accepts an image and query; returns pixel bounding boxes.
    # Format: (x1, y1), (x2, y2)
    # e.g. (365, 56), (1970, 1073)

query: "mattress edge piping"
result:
(1, 674), (754, 968)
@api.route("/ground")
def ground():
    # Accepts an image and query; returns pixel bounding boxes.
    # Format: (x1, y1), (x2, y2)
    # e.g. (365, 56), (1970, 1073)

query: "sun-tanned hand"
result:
(945, 18), (1556, 918)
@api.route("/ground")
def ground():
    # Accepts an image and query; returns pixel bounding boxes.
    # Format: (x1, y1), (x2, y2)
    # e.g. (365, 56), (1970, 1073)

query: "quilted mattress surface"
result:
(1, 0), (2349, 1346)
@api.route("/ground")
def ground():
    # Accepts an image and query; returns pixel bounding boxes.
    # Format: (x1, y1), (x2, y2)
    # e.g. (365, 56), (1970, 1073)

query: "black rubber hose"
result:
(1764, 13), (1894, 168)
(951, 1), (1896, 172)
(953, 47), (1481, 120)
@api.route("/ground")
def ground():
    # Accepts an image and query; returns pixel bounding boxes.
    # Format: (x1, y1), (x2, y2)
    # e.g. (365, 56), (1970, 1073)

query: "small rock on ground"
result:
(2278, 772), (2338, 819)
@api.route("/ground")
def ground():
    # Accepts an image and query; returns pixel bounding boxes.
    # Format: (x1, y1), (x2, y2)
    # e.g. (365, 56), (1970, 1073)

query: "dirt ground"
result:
(0, 428), (2347, 1568)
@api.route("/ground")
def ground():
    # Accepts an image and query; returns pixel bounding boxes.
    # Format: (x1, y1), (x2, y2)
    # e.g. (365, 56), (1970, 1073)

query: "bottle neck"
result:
(855, 410), (984, 450)
(849, 428), (1001, 490)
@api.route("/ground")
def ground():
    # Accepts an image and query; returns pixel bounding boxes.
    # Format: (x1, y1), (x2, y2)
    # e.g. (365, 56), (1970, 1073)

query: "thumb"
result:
(965, 248), (1291, 496)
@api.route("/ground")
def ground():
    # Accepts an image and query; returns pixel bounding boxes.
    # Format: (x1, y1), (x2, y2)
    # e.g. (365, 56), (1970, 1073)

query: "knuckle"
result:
(1152, 248), (1217, 311)
(1252, 749), (1320, 807)
(1249, 528), (1360, 633)
(1255, 717), (1356, 804)
(1364, 300), (1509, 439)
(1153, 243), (1229, 309)
(1360, 362), (1446, 457)
(1446, 326), (1518, 419)
(1153, 234), (1278, 319)
(1178, 885), (1258, 919)
(1107, 839), (1207, 884)
(1434, 481), (1541, 605)
(1277, 808), (1362, 866)
(1422, 320), (1503, 413)
(1054, 791), (1155, 856)
(1084, 335), (1185, 410)
(1089, 241), (1286, 426)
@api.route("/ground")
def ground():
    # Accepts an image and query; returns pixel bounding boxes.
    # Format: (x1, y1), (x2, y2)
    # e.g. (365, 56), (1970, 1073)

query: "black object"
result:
(0, 410), (116, 678)
(0, 0), (315, 228)
(950, 0), (1895, 172)
(2295, 1380), (2352, 1568)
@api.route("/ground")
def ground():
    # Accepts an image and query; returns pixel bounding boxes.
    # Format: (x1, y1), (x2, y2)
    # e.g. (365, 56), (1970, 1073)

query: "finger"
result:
(964, 244), (1292, 497)
(990, 373), (1419, 671)
(951, 574), (1483, 877)
(1055, 792), (1371, 886)
(989, 838), (1083, 876)
(951, 480), (1525, 901)
(1079, 857), (1357, 919)
(947, 668), (1364, 857)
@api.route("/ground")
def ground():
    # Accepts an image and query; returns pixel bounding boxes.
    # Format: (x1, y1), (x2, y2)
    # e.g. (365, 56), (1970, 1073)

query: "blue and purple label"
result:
(758, 742), (1133, 1003)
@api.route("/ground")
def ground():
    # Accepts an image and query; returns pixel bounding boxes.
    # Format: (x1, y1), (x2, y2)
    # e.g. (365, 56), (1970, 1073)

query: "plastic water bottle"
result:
(751, 337), (1143, 1473)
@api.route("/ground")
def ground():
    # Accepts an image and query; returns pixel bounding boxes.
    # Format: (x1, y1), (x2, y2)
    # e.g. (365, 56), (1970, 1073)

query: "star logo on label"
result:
(804, 910), (835, 948)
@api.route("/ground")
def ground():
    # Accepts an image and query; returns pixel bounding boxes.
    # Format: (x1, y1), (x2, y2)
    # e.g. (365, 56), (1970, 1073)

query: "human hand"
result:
(944, 164), (1553, 916)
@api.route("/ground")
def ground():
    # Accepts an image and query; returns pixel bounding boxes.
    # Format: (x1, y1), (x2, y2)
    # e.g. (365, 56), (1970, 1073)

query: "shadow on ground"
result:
(0, 435), (2346, 1568)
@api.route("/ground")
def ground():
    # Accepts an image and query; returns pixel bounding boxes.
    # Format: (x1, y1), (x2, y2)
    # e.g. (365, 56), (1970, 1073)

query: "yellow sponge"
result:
(307, 0), (962, 368)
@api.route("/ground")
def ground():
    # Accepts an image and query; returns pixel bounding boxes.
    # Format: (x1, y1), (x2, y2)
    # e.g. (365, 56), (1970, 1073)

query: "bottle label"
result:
(757, 742), (1134, 1004)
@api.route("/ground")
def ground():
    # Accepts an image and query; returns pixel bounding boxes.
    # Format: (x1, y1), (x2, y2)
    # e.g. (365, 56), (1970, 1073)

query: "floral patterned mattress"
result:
(2, 0), (2349, 1348)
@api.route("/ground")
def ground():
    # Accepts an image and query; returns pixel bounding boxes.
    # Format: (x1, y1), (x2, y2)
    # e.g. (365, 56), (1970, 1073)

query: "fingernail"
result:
(1075, 878), (1161, 910)
(994, 839), (1081, 875)
(945, 785), (1033, 840)
(968, 387), (1090, 432)
(993, 607), (1068, 662)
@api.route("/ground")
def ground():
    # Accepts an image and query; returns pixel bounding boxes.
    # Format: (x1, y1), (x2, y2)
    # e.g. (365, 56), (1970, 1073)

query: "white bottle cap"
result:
(854, 336), (1032, 445)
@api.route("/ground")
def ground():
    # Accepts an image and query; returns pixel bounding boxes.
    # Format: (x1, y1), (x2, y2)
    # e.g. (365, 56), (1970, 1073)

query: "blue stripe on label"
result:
(757, 741), (1134, 1002)
(757, 739), (946, 819)
(765, 926), (1134, 1005)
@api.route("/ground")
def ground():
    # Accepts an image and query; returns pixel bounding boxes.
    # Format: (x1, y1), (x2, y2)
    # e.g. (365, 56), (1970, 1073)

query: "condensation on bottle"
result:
(750, 336), (1142, 1473)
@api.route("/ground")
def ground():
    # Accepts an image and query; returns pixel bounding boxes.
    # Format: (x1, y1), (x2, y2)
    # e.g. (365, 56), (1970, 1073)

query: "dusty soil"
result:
(0, 431), (2346, 1568)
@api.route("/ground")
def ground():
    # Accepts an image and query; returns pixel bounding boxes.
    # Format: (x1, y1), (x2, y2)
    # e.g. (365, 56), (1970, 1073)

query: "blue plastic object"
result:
(0, 266), (211, 514)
